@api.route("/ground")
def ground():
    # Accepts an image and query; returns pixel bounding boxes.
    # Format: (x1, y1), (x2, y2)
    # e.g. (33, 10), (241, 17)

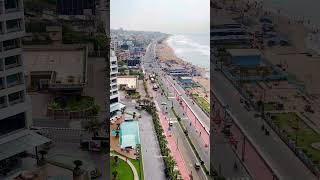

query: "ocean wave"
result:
(168, 35), (210, 57)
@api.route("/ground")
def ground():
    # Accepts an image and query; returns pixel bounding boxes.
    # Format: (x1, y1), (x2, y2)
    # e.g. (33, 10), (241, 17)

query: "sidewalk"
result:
(149, 82), (190, 180)
(158, 112), (190, 180)
(110, 153), (139, 180)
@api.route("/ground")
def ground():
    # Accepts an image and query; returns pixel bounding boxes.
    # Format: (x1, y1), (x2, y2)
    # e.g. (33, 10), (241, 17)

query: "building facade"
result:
(0, 0), (50, 171)
(110, 49), (122, 117)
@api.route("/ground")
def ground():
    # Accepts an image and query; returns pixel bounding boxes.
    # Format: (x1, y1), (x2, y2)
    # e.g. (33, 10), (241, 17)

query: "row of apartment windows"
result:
(0, 19), (22, 34)
(110, 84), (117, 90)
(0, 72), (23, 90)
(0, 90), (24, 109)
(0, 38), (21, 52)
(0, 0), (21, 14)
(0, 55), (22, 71)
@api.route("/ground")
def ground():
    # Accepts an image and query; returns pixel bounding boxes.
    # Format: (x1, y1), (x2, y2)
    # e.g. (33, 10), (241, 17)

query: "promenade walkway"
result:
(110, 153), (139, 180)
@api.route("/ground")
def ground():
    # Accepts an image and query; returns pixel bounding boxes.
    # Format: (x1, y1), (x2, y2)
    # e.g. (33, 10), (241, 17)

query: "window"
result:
(0, 113), (26, 136)
(6, 73), (22, 87)
(6, 19), (21, 32)
(0, 77), (4, 89)
(3, 39), (20, 50)
(111, 79), (117, 84)
(5, 55), (21, 69)
(5, 0), (18, 10)
(8, 90), (24, 105)
(110, 97), (118, 104)
(0, 96), (6, 108)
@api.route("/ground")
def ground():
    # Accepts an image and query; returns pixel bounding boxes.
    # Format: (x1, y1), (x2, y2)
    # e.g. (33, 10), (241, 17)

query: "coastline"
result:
(214, 0), (320, 94)
(156, 36), (210, 100)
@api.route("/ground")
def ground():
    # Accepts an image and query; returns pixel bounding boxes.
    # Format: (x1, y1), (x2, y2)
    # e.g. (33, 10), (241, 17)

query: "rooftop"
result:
(227, 49), (261, 56)
(23, 44), (87, 85)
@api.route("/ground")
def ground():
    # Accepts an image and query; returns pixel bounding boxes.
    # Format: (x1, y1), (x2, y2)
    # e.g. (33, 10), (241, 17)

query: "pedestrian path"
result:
(158, 112), (190, 180)
(110, 153), (139, 180)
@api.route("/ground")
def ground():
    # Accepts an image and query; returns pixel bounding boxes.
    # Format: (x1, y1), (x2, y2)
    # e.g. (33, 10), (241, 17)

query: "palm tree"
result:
(38, 150), (47, 166)
(73, 160), (83, 177)
(114, 156), (119, 166)
(84, 117), (102, 137)
(112, 170), (118, 180)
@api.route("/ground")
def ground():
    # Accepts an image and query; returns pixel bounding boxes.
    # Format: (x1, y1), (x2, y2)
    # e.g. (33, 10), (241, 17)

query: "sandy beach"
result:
(214, 0), (320, 95)
(156, 39), (210, 101)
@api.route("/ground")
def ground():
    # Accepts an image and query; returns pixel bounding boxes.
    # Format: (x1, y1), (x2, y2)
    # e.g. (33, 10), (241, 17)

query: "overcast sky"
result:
(110, 0), (209, 34)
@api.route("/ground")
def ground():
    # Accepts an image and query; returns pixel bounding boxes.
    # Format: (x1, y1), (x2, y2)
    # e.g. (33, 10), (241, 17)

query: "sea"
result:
(166, 33), (210, 77)
(255, 0), (320, 28)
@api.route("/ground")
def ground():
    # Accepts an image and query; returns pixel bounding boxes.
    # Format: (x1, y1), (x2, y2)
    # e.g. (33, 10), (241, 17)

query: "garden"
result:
(110, 155), (134, 180)
(110, 147), (144, 180)
(126, 91), (141, 99)
(192, 94), (210, 114)
(270, 113), (320, 165)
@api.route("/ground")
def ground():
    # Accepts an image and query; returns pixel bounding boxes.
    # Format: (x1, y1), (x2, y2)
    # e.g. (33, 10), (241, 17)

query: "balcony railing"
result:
(5, 62), (21, 70)
(0, 101), (7, 109)
(5, 7), (20, 13)
(9, 98), (24, 106)
(7, 80), (22, 88)
(49, 83), (85, 90)
(6, 27), (21, 33)
(3, 44), (19, 51)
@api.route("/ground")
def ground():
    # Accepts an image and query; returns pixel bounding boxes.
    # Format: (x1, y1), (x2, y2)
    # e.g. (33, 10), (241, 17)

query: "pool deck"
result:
(110, 115), (137, 159)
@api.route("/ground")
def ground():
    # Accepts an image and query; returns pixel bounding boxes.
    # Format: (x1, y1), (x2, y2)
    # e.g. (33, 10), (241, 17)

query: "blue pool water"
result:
(119, 121), (140, 149)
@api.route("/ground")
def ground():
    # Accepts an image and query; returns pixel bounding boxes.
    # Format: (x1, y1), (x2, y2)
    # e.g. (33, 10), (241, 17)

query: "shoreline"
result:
(155, 36), (210, 100)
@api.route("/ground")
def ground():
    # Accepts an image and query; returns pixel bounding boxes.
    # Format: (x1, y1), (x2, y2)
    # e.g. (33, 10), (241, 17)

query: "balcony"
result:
(8, 91), (24, 106)
(0, 78), (4, 89)
(0, 96), (7, 109)
(5, 0), (21, 13)
(6, 19), (22, 33)
(5, 56), (21, 70)
(6, 73), (23, 88)
(3, 39), (20, 51)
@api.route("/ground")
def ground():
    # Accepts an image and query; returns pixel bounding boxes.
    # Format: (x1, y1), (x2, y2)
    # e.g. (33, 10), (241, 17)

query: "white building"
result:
(0, 0), (50, 170)
(110, 49), (124, 117)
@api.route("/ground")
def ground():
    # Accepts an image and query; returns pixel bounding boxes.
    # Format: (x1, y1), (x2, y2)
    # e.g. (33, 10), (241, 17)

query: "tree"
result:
(114, 156), (119, 166)
(112, 170), (118, 180)
(38, 150), (47, 166)
(84, 117), (102, 137)
(73, 160), (83, 177)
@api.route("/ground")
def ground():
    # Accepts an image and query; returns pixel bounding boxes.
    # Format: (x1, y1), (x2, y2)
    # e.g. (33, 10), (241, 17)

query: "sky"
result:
(110, 0), (210, 34)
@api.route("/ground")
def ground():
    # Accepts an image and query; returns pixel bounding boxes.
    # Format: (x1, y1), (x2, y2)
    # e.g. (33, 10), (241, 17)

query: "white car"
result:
(161, 102), (167, 105)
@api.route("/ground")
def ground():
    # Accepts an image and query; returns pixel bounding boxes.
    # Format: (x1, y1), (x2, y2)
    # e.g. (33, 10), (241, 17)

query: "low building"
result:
(227, 49), (262, 66)
(178, 76), (193, 85)
(117, 76), (138, 91)
(22, 44), (88, 93)
(127, 58), (141, 68)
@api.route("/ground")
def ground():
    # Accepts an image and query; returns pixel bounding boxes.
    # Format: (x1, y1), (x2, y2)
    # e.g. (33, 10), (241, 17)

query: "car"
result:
(194, 162), (201, 170)
(169, 121), (173, 126)
(161, 102), (167, 105)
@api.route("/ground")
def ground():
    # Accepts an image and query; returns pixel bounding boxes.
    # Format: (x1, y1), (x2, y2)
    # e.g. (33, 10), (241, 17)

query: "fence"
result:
(212, 92), (279, 180)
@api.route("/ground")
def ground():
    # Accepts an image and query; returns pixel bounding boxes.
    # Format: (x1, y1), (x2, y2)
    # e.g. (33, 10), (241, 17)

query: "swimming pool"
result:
(119, 121), (140, 149)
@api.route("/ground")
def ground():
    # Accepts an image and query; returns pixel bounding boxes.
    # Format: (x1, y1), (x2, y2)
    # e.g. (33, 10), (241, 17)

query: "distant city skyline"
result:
(110, 0), (209, 34)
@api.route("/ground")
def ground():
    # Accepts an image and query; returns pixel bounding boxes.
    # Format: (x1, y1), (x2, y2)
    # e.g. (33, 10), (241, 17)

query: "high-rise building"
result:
(0, 0), (50, 170)
(110, 49), (123, 117)
(57, 0), (96, 15)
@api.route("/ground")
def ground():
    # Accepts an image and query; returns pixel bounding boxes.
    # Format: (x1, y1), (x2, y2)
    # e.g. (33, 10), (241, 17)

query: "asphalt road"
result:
(212, 68), (317, 180)
(120, 92), (166, 180)
(143, 42), (251, 179)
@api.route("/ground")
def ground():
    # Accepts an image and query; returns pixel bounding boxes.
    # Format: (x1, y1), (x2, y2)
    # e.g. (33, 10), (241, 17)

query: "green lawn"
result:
(110, 157), (134, 180)
(110, 148), (144, 180)
(271, 113), (320, 164)
(127, 91), (141, 99)
(48, 96), (97, 111)
(192, 94), (210, 114)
